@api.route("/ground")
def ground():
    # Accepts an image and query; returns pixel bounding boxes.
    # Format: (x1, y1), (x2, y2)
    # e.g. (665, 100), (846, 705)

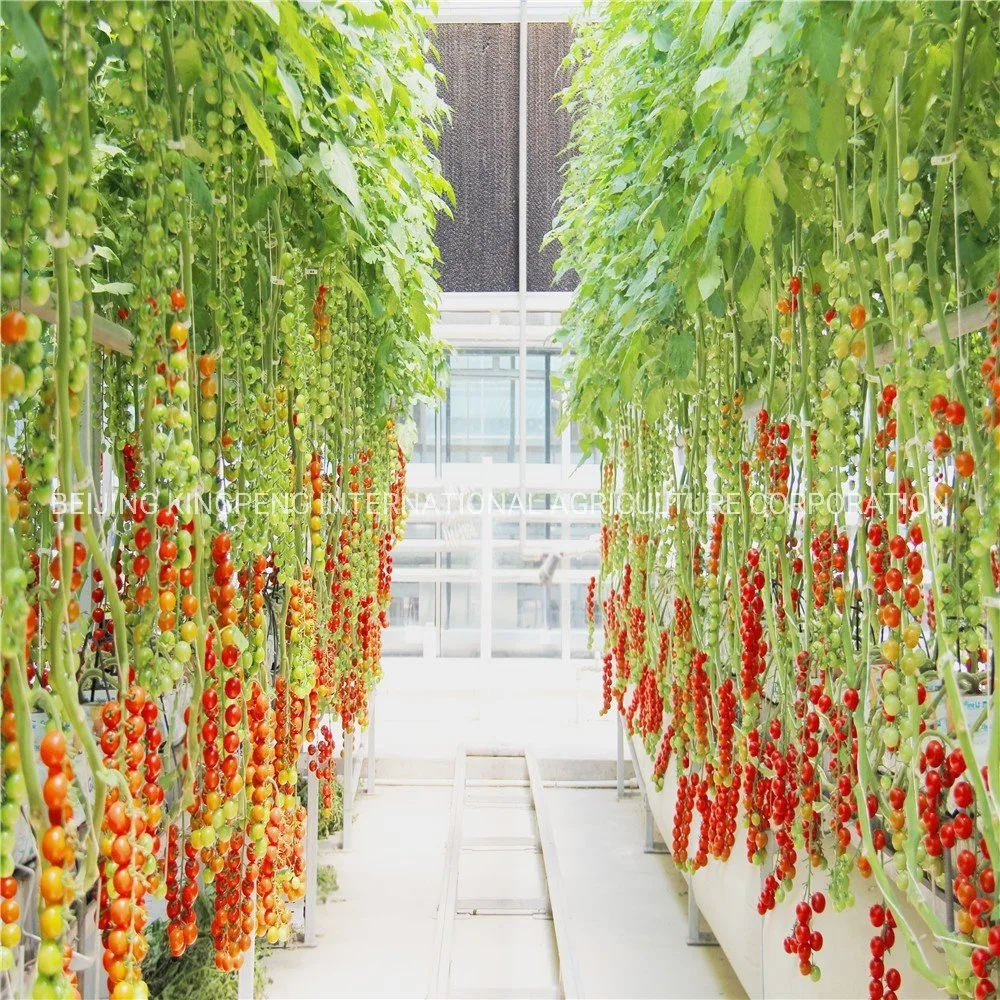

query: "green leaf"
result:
(960, 151), (993, 227)
(91, 245), (119, 264)
(738, 255), (764, 310)
(320, 141), (362, 208)
(276, 60), (303, 125)
(764, 158), (787, 203)
(252, 0), (280, 24)
(652, 26), (673, 53)
(816, 86), (846, 165)
(697, 255), (723, 301)
(279, 3), (321, 85)
(4, 2), (59, 112)
(666, 330), (695, 379)
(246, 184), (278, 227)
(787, 88), (810, 133)
(1, 59), (42, 124)
(234, 73), (277, 164)
(174, 38), (202, 92)
(803, 4), (844, 85)
(726, 45), (752, 105)
(744, 175), (774, 253)
(645, 385), (668, 423)
(92, 281), (135, 295)
(339, 270), (372, 315)
(181, 157), (212, 214)
(700, 0), (723, 50)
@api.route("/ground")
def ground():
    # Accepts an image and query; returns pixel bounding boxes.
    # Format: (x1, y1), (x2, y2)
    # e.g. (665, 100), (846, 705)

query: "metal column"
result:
(615, 711), (625, 800)
(341, 728), (354, 850)
(302, 764), (319, 945)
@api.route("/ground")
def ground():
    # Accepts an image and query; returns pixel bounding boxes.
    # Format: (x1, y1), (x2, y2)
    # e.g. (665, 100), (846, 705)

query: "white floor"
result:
(264, 782), (745, 1000)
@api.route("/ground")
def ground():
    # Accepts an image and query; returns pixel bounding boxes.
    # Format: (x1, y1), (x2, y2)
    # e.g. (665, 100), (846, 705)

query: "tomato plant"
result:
(555, 2), (998, 997)
(0, 1), (447, 997)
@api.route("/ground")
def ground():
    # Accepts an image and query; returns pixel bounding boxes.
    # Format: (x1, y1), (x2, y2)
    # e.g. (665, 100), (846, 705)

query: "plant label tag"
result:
(871, 229), (890, 244)
(167, 139), (186, 150)
(931, 151), (958, 166)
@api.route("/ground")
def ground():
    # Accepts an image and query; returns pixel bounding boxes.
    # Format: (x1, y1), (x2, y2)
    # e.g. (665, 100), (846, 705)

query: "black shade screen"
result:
(527, 22), (576, 292)
(433, 21), (578, 294)
(434, 23), (520, 293)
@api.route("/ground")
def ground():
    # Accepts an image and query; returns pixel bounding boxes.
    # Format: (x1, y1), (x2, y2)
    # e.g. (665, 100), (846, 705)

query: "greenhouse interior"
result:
(0, 0), (998, 998)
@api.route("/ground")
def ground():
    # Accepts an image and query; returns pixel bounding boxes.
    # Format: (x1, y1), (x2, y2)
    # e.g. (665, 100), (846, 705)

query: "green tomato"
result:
(36, 940), (63, 977)
(28, 275), (50, 306)
(900, 155), (919, 182)
(4, 770), (25, 804)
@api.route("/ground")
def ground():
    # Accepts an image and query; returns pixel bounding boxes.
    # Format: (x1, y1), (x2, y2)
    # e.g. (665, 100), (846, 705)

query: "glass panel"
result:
(384, 582), (435, 657)
(492, 582), (560, 657)
(569, 521), (601, 569)
(393, 547), (436, 569)
(441, 582), (480, 657)
(442, 550), (479, 570)
(411, 401), (436, 464)
(403, 521), (438, 541)
(493, 518), (550, 541)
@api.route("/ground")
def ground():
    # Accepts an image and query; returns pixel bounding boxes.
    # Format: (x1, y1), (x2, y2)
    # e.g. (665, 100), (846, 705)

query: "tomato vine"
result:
(555, 2), (998, 997)
(1, 2), (447, 997)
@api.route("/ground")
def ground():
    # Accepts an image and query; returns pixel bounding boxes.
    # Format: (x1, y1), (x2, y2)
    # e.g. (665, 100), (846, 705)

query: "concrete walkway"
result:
(265, 782), (744, 999)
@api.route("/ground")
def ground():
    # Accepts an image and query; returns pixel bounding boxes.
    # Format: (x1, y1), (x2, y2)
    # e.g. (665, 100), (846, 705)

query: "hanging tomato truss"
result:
(0, 2), (450, 998)
(555, 2), (999, 998)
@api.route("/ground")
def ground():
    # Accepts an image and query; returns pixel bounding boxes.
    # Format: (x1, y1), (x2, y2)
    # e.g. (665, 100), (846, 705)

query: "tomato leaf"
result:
(816, 86), (846, 165)
(276, 59), (303, 128)
(319, 140), (362, 209)
(234, 73), (277, 164)
(644, 385), (669, 424)
(960, 151), (993, 227)
(744, 174), (774, 253)
(246, 184), (277, 227)
(803, 4), (844, 84)
(697, 255), (723, 301)
(4, 2), (59, 112)
(279, 3), (321, 85)
(181, 157), (212, 215)
(666, 330), (695, 379)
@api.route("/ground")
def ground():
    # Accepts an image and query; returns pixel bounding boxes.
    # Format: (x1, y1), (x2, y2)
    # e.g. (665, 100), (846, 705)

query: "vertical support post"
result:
(480, 457), (493, 661)
(341, 728), (354, 851)
(366, 697), (376, 796)
(516, 0), (529, 556)
(77, 899), (99, 1000)
(686, 876), (718, 946)
(303, 765), (318, 945)
(615, 710), (625, 800)
(560, 512), (571, 662)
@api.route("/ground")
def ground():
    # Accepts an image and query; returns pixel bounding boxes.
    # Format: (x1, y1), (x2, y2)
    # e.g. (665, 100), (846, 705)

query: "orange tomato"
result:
(39, 865), (64, 904)
(41, 825), (66, 865)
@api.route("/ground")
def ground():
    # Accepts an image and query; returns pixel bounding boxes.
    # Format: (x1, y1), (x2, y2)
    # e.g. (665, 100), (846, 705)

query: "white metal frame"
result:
(427, 0), (583, 23)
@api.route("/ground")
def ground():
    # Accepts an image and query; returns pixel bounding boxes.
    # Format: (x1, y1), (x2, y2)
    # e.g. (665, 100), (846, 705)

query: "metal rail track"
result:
(429, 746), (583, 1000)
